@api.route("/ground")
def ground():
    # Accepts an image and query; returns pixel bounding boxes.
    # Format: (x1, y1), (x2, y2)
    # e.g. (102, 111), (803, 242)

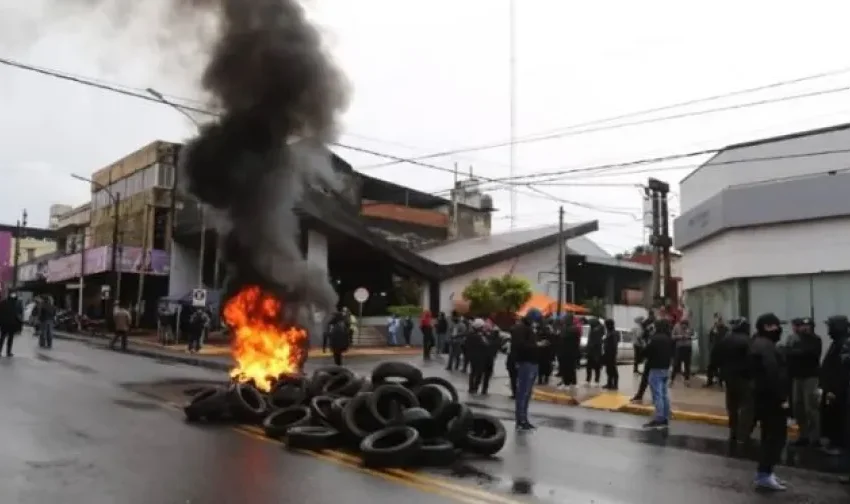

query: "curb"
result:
(52, 331), (231, 372)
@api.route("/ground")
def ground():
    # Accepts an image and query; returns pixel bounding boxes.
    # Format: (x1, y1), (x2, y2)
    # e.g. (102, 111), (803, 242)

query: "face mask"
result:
(766, 328), (782, 342)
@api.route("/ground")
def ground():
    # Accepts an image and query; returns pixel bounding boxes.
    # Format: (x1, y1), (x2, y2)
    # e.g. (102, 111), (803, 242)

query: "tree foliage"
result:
(461, 274), (533, 316)
(583, 296), (607, 318)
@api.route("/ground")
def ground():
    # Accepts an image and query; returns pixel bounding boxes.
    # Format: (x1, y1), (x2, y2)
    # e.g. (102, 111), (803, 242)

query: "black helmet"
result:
(826, 315), (849, 336)
(729, 317), (750, 334)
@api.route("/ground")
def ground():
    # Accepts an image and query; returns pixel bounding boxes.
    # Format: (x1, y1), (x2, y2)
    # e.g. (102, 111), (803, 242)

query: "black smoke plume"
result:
(179, 0), (349, 333)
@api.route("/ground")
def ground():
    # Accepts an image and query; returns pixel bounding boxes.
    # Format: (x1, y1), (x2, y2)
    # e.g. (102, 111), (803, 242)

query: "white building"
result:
(675, 122), (850, 341)
(417, 222), (652, 326)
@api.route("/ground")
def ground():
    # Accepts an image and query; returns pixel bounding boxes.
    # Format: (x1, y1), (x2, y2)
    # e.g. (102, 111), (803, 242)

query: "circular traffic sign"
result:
(353, 287), (369, 303)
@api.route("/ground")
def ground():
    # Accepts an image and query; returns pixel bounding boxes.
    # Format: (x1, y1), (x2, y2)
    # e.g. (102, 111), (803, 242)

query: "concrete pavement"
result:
(2, 331), (847, 502)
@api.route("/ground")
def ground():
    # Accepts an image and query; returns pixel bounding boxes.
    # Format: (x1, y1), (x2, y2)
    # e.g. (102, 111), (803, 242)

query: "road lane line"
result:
(231, 426), (492, 504)
(237, 424), (524, 504)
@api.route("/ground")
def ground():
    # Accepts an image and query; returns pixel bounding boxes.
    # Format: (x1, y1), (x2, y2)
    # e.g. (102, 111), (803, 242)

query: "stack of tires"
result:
(184, 361), (507, 467)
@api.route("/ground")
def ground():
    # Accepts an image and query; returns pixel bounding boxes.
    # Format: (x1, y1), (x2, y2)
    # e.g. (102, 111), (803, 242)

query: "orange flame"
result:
(223, 285), (307, 392)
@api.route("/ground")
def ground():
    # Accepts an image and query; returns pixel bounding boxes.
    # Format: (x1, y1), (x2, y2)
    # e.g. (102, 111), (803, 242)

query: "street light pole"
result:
(146, 87), (207, 289)
(11, 209), (27, 290)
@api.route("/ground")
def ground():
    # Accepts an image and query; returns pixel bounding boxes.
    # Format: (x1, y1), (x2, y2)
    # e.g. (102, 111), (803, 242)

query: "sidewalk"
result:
(533, 366), (733, 426)
(50, 329), (421, 372)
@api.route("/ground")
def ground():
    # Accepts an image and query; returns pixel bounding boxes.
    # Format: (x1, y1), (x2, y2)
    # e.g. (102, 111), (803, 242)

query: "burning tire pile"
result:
(183, 361), (507, 467)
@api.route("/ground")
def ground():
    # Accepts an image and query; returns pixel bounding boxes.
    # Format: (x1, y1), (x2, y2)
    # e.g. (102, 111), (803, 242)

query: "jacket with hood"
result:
(820, 315), (850, 396)
(510, 310), (541, 364)
(586, 319), (604, 358)
(714, 318), (751, 380)
(748, 313), (788, 404)
(785, 318), (822, 379)
(602, 319), (619, 363)
(560, 315), (581, 359)
(643, 319), (674, 370)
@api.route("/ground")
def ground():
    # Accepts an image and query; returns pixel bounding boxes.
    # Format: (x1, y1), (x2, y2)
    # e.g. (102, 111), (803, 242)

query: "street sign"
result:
(353, 287), (369, 303)
(192, 288), (207, 308)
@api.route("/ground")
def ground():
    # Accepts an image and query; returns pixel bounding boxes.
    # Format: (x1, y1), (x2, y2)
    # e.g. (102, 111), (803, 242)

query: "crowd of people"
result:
(634, 310), (850, 490)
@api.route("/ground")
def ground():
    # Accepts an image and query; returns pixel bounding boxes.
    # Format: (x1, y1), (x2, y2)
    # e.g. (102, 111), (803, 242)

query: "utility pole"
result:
(11, 209), (27, 290)
(647, 178), (671, 311)
(508, 0), (517, 229)
(556, 206), (565, 316)
(110, 192), (121, 317)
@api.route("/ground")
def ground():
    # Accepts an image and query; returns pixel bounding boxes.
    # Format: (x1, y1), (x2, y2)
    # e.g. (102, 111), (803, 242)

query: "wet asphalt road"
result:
(4, 331), (849, 503)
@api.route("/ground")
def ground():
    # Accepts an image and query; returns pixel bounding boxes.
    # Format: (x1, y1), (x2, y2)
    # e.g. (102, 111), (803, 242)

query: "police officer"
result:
(748, 313), (789, 491)
(715, 317), (752, 443)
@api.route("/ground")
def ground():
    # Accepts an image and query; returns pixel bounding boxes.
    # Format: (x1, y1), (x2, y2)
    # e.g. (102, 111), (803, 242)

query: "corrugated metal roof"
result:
(417, 224), (611, 266)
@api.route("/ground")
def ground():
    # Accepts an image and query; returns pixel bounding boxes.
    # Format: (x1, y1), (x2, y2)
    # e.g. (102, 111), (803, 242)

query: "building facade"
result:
(674, 122), (850, 351)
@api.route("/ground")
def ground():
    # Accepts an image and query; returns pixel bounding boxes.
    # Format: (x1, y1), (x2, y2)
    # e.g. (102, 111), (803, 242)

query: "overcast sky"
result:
(3, 0), (850, 253)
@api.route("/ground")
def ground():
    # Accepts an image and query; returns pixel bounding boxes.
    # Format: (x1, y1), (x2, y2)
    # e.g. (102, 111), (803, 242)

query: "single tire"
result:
(419, 438), (457, 466)
(227, 383), (268, 422)
(268, 383), (308, 409)
(285, 425), (341, 451)
(359, 425), (422, 468)
(342, 392), (382, 441)
(309, 395), (335, 426)
(184, 387), (228, 422)
(398, 407), (437, 438)
(462, 413), (507, 456)
(371, 361), (423, 388)
(323, 374), (363, 397)
(329, 397), (350, 429)
(307, 371), (333, 397)
(369, 384), (420, 425)
(416, 376), (459, 403)
(415, 384), (452, 421)
(263, 405), (312, 439)
(441, 403), (473, 444)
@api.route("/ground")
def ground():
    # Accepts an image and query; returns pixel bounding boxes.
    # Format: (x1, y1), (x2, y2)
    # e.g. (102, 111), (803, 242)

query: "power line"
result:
(363, 81), (850, 169)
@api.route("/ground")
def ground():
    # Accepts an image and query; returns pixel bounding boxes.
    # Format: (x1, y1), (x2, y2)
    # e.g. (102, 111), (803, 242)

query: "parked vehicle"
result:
(579, 325), (635, 363)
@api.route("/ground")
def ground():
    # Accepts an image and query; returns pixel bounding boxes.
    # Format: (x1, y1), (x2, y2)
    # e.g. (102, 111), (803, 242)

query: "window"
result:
(157, 163), (175, 188)
(25, 248), (36, 262)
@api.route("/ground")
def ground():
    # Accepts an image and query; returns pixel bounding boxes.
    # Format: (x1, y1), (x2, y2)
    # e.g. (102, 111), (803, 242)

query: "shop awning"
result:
(517, 292), (589, 317)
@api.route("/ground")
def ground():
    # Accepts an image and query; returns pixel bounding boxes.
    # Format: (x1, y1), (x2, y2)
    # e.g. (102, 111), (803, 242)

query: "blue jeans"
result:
(39, 322), (54, 348)
(648, 368), (671, 421)
(514, 362), (539, 425)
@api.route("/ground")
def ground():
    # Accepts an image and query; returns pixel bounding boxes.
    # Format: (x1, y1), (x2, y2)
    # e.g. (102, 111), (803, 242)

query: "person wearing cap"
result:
(466, 318), (489, 394)
(819, 315), (849, 456)
(748, 312), (790, 491)
(511, 307), (548, 431)
(785, 317), (822, 447)
(714, 317), (753, 443)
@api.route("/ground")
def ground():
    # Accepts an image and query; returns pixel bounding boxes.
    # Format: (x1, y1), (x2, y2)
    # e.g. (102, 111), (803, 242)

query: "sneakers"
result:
(754, 473), (786, 491)
(515, 422), (537, 432)
(642, 419), (669, 429)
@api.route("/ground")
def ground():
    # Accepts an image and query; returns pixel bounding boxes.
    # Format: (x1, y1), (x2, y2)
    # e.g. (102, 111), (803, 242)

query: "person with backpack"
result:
(446, 315), (468, 371)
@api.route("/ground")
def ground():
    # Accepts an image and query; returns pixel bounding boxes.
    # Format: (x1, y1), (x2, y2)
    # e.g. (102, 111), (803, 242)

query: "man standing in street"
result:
(38, 295), (56, 349)
(585, 318), (604, 386)
(642, 317), (674, 429)
(0, 292), (23, 357)
(109, 303), (132, 352)
(839, 335), (850, 485)
(671, 319), (695, 386)
(602, 318), (620, 390)
(187, 307), (208, 353)
(820, 315), (849, 456)
(785, 317), (822, 447)
(705, 313), (728, 387)
(324, 311), (350, 365)
(557, 313), (581, 391)
(511, 308), (547, 432)
(748, 312), (789, 491)
(714, 317), (753, 443)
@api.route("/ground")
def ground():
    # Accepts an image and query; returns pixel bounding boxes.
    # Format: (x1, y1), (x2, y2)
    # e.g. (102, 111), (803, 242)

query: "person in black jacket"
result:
(714, 317), (752, 442)
(511, 308), (547, 431)
(557, 314), (581, 390)
(323, 312), (350, 365)
(435, 312), (449, 357)
(602, 318), (619, 390)
(642, 318), (674, 429)
(785, 317), (822, 447)
(819, 315), (849, 454)
(705, 313), (728, 387)
(0, 292), (23, 357)
(748, 312), (789, 491)
(466, 318), (489, 393)
(585, 318), (604, 386)
(537, 318), (556, 385)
